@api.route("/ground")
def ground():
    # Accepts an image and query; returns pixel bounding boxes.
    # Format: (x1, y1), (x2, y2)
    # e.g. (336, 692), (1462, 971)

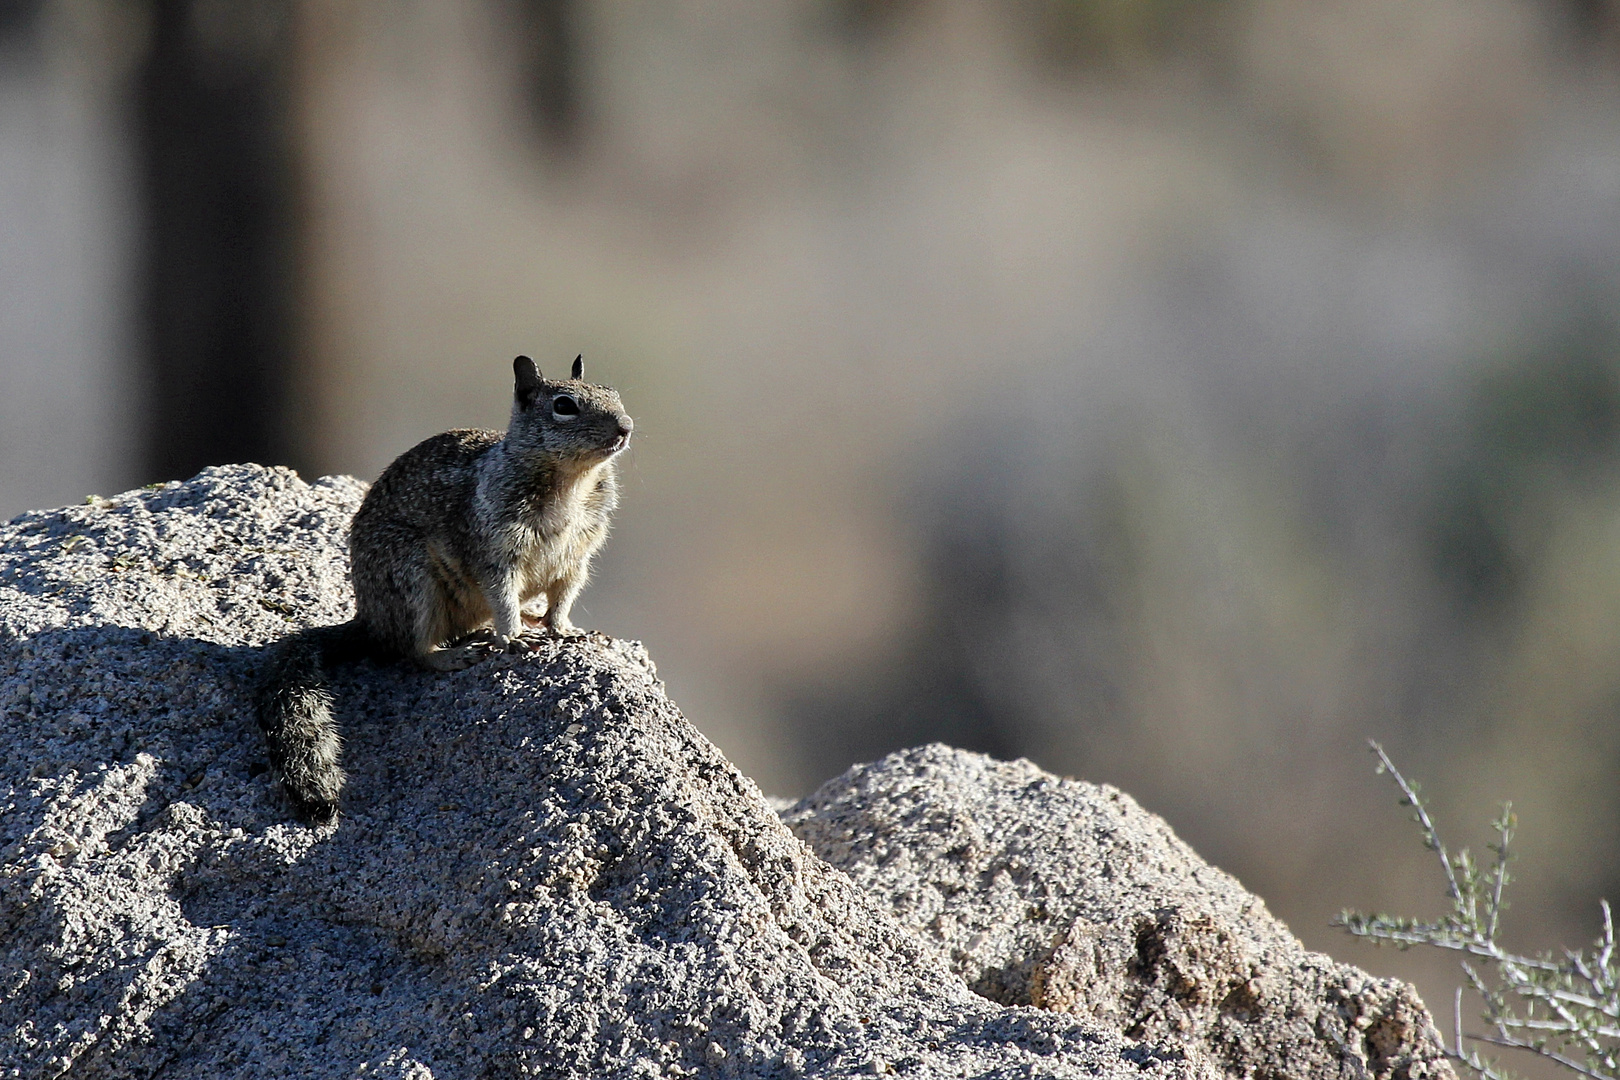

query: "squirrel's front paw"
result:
(494, 633), (532, 654)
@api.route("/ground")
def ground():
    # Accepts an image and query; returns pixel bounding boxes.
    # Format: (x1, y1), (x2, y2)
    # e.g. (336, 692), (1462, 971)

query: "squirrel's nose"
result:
(617, 416), (634, 437)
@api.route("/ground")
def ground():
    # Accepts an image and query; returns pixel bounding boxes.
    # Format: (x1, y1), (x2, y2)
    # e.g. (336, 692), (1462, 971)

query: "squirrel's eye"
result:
(552, 395), (580, 418)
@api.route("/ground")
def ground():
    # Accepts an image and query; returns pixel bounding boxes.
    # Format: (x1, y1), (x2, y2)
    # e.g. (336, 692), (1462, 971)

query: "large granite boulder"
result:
(0, 465), (1451, 1079)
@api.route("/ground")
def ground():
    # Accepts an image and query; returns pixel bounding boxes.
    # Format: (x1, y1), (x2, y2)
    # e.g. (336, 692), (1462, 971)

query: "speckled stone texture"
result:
(1, 465), (1216, 1080)
(783, 746), (1456, 1080)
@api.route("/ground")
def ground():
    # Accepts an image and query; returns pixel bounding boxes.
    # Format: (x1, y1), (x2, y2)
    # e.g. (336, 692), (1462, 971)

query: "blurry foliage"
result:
(783, 436), (1133, 776)
(0, 0), (44, 40)
(1431, 320), (1620, 614)
(1027, 0), (1222, 70)
(1341, 743), (1620, 1080)
(835, 0), (1221, 70)
(1565, 0), (1620, 51)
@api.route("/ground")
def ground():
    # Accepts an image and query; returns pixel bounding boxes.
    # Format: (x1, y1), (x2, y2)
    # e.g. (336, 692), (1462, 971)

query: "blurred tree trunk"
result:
(136, 0), (298, 481)
(511, 0), (582, 149)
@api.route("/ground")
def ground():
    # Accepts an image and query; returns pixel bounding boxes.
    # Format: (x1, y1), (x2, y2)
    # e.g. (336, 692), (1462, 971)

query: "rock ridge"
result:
(0, 465), (1451, 1079)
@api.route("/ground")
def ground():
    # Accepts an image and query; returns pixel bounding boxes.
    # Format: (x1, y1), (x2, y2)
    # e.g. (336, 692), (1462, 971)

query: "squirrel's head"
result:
(509, 354), (633, 462)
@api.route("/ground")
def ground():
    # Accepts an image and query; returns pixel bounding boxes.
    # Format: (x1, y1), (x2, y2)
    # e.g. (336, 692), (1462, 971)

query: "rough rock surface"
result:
(0, 466), (1206, 1079)
(784, 747), (1454, 1080)
(0, 465), (1450, 1079)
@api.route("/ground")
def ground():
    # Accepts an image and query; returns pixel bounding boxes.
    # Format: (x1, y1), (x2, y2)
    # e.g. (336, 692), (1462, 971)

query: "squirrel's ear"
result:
(513, 355), (542, 407)
(571, 354), (583, 380)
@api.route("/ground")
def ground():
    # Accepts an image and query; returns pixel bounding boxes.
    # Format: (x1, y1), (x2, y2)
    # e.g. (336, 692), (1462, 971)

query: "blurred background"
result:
(4, 0), (1619, 1049)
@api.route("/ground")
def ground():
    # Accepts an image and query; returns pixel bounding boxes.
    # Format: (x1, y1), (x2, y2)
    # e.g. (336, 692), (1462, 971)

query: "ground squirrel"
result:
(257, 354), (633, 823)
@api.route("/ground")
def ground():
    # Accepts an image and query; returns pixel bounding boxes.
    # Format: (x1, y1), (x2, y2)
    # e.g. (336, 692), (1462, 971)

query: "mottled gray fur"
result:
(258, 355), (632, 823)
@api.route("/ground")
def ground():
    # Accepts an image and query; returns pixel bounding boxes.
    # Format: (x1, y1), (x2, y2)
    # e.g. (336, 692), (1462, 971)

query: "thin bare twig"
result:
(1486, 804), (1513, 943)
(1367, 740), (1461, 903)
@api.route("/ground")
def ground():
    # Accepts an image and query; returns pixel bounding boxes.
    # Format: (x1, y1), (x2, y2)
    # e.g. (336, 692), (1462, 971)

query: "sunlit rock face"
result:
(786, 745), (1454, 1080)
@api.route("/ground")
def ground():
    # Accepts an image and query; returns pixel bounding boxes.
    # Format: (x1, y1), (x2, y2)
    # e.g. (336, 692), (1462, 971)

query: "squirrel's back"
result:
(353, 428), (500, 534)
(348, 428), (503, 656)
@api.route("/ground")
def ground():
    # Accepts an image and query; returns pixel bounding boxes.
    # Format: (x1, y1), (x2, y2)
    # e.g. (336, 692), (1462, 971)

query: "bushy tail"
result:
(257, 621), (372, 824)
